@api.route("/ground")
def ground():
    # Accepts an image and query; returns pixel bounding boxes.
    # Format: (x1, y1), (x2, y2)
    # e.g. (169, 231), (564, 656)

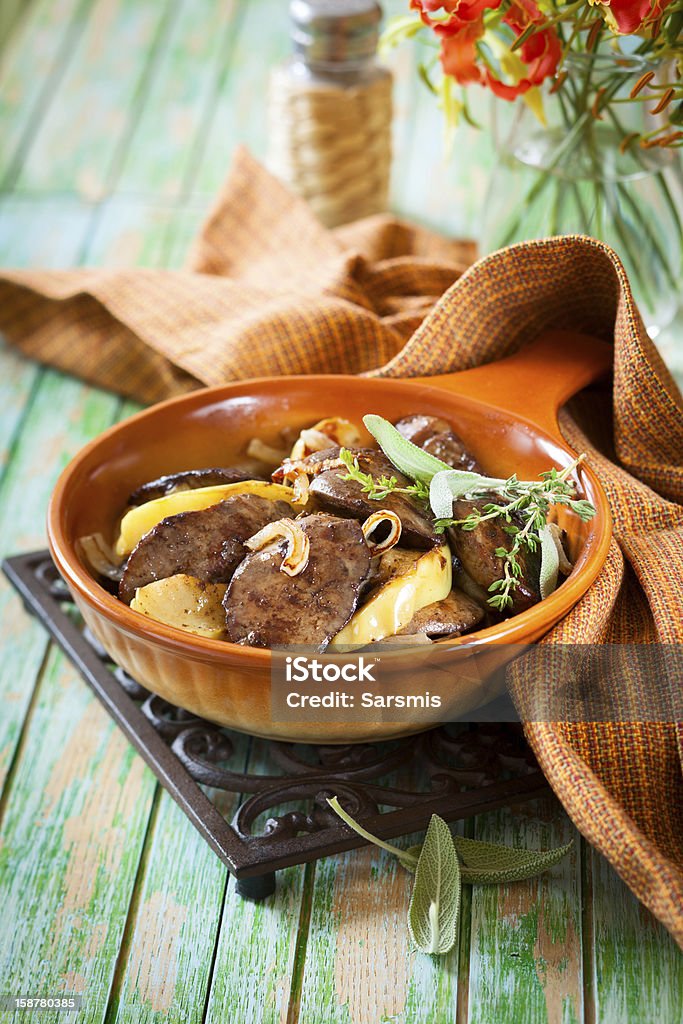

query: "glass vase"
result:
(481, 50), (683, 336)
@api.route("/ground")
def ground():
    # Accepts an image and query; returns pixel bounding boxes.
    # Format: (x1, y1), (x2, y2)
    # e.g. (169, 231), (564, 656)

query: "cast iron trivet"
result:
(3, 550), (551, 899)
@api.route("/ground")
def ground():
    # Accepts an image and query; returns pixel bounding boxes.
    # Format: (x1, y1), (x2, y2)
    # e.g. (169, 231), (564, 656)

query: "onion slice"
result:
(285, 466), (311, 505)
(273, 455), (346, 485)
(245, 518), (311, 577)
(76, 532), (123, 581)
(361, 510), (402, 555)
(290, 417), (361, 460)
(246, 438), (289, 466)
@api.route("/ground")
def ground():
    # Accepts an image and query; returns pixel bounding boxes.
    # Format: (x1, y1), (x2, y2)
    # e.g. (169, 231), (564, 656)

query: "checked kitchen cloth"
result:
(1, 147), (682, 946)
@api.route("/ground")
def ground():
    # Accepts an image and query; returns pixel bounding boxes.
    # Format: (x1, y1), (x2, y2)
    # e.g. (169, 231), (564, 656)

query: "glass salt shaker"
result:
(267, 0), (393, 228)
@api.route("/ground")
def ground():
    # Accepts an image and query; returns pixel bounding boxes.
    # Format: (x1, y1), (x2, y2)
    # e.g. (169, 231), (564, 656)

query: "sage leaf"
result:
(539, 523), (560, 600)
(404, 836), (573, 885)
(453, 835), (573, 884)
(326, 797), (419, 871)
(329, 796), (574, 955)
(404, 843), (422, 870)
(363, 415), (539, 520)
(363, 414), (452, 484)
(408, 815), (461, 955)
(429, 468), (504, 519)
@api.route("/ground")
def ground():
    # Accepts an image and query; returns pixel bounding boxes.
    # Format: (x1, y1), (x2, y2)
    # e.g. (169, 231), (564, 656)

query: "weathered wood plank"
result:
(0, 194), (112, 795)
(588, 848), (683, 1024)
(0, 645), (157, 1018)
(85, 198), (181, 269)
(0, 0), (93, 183)
(296, 840), (461, 1024)
(0, 194), (95, 266)
(84, 196), (210, 272)
(0, 340), (38, 480)
(14, 0), (173, 197)
(0, 189), (182, 1023)
(294, 753), (465, 1024)
(466, 797), (584, 1024)
(104, 759), (248, 1024)
(191, 0), (288, 196)
(0, 201), (72, 480)
(0, 370), (120, 789)
(202, 738), (308, 1024)
(114, 0), (239, 197)
(204, 869), (305, 1024)
(85, 195), (216, 274)
(163, 204), (209, 269)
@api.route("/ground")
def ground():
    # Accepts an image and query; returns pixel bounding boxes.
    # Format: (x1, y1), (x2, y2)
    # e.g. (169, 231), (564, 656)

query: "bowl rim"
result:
(47, 373), (613, 663)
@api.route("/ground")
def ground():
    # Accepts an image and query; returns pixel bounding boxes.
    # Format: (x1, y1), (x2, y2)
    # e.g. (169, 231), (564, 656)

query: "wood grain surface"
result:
(0, 2), (681, 1022)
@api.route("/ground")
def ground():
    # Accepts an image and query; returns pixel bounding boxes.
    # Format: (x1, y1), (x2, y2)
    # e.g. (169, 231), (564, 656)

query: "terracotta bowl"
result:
(47, 330), (613, 743)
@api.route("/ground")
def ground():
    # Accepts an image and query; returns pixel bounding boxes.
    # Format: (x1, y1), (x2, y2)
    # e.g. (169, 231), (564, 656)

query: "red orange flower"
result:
(487, 0), (561, 98)
(439, 18), (486, 84)
(410, 0), (500, 33)
(600, 0), (674, 35)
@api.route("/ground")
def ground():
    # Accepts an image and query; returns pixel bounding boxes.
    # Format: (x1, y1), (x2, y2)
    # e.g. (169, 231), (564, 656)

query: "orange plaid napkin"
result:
(1, 147), (681, 946)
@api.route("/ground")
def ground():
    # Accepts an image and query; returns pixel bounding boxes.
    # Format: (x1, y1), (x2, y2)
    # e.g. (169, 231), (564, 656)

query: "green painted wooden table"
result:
(0, 3), (681, 1022)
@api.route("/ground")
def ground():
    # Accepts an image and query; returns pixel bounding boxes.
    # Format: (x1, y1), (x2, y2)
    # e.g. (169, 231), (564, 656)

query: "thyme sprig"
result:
(436, 458), (597, 611)
(338, 424), (597, 612)
(338, 447), (431, 503)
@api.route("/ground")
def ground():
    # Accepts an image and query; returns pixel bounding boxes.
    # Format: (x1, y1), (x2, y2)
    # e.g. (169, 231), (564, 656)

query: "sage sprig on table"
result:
(408, 815), (461, 955)
(339, 415), (597, 611)
(328, 796), (572, 956)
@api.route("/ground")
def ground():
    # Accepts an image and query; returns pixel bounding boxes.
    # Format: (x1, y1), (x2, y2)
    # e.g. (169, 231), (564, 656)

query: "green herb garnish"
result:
(408, 814), (460, 955)
(338, 415), (597, 612)
(439, 460), (596, 612)
(328, 797), (573, 956)
(338, 447), (430, 503)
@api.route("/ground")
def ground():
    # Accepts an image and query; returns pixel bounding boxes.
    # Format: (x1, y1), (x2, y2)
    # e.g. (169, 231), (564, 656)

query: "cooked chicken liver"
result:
(393, 415), (452, 446)
(295, 447), (439, 549)
(399, 587), (485, 637)
(224, 514), (371, 649)
(119, 494), (291, 604)
(394, 415), (480, 472)
(128, 467), (252, 506)
(422, 433), (480, 472)
(447, 497), (541, 615)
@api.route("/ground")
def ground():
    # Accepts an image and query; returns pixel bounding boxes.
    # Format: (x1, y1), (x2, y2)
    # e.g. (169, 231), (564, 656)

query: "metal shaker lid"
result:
(289, 0), (383, 64)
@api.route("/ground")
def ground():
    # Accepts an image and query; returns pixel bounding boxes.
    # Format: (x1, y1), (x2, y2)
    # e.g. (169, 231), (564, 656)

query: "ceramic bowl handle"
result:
(419, 329), (613, 442)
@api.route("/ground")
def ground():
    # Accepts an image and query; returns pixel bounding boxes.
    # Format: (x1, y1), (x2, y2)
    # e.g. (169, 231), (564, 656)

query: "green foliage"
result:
(328, 798), (573, 957)
(539, 522), (561, 600)
(349, 415), (597, 611)
(363, 413), (454, 483)
(338, 447), (430, 503)
(408, 815), (461, 955)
